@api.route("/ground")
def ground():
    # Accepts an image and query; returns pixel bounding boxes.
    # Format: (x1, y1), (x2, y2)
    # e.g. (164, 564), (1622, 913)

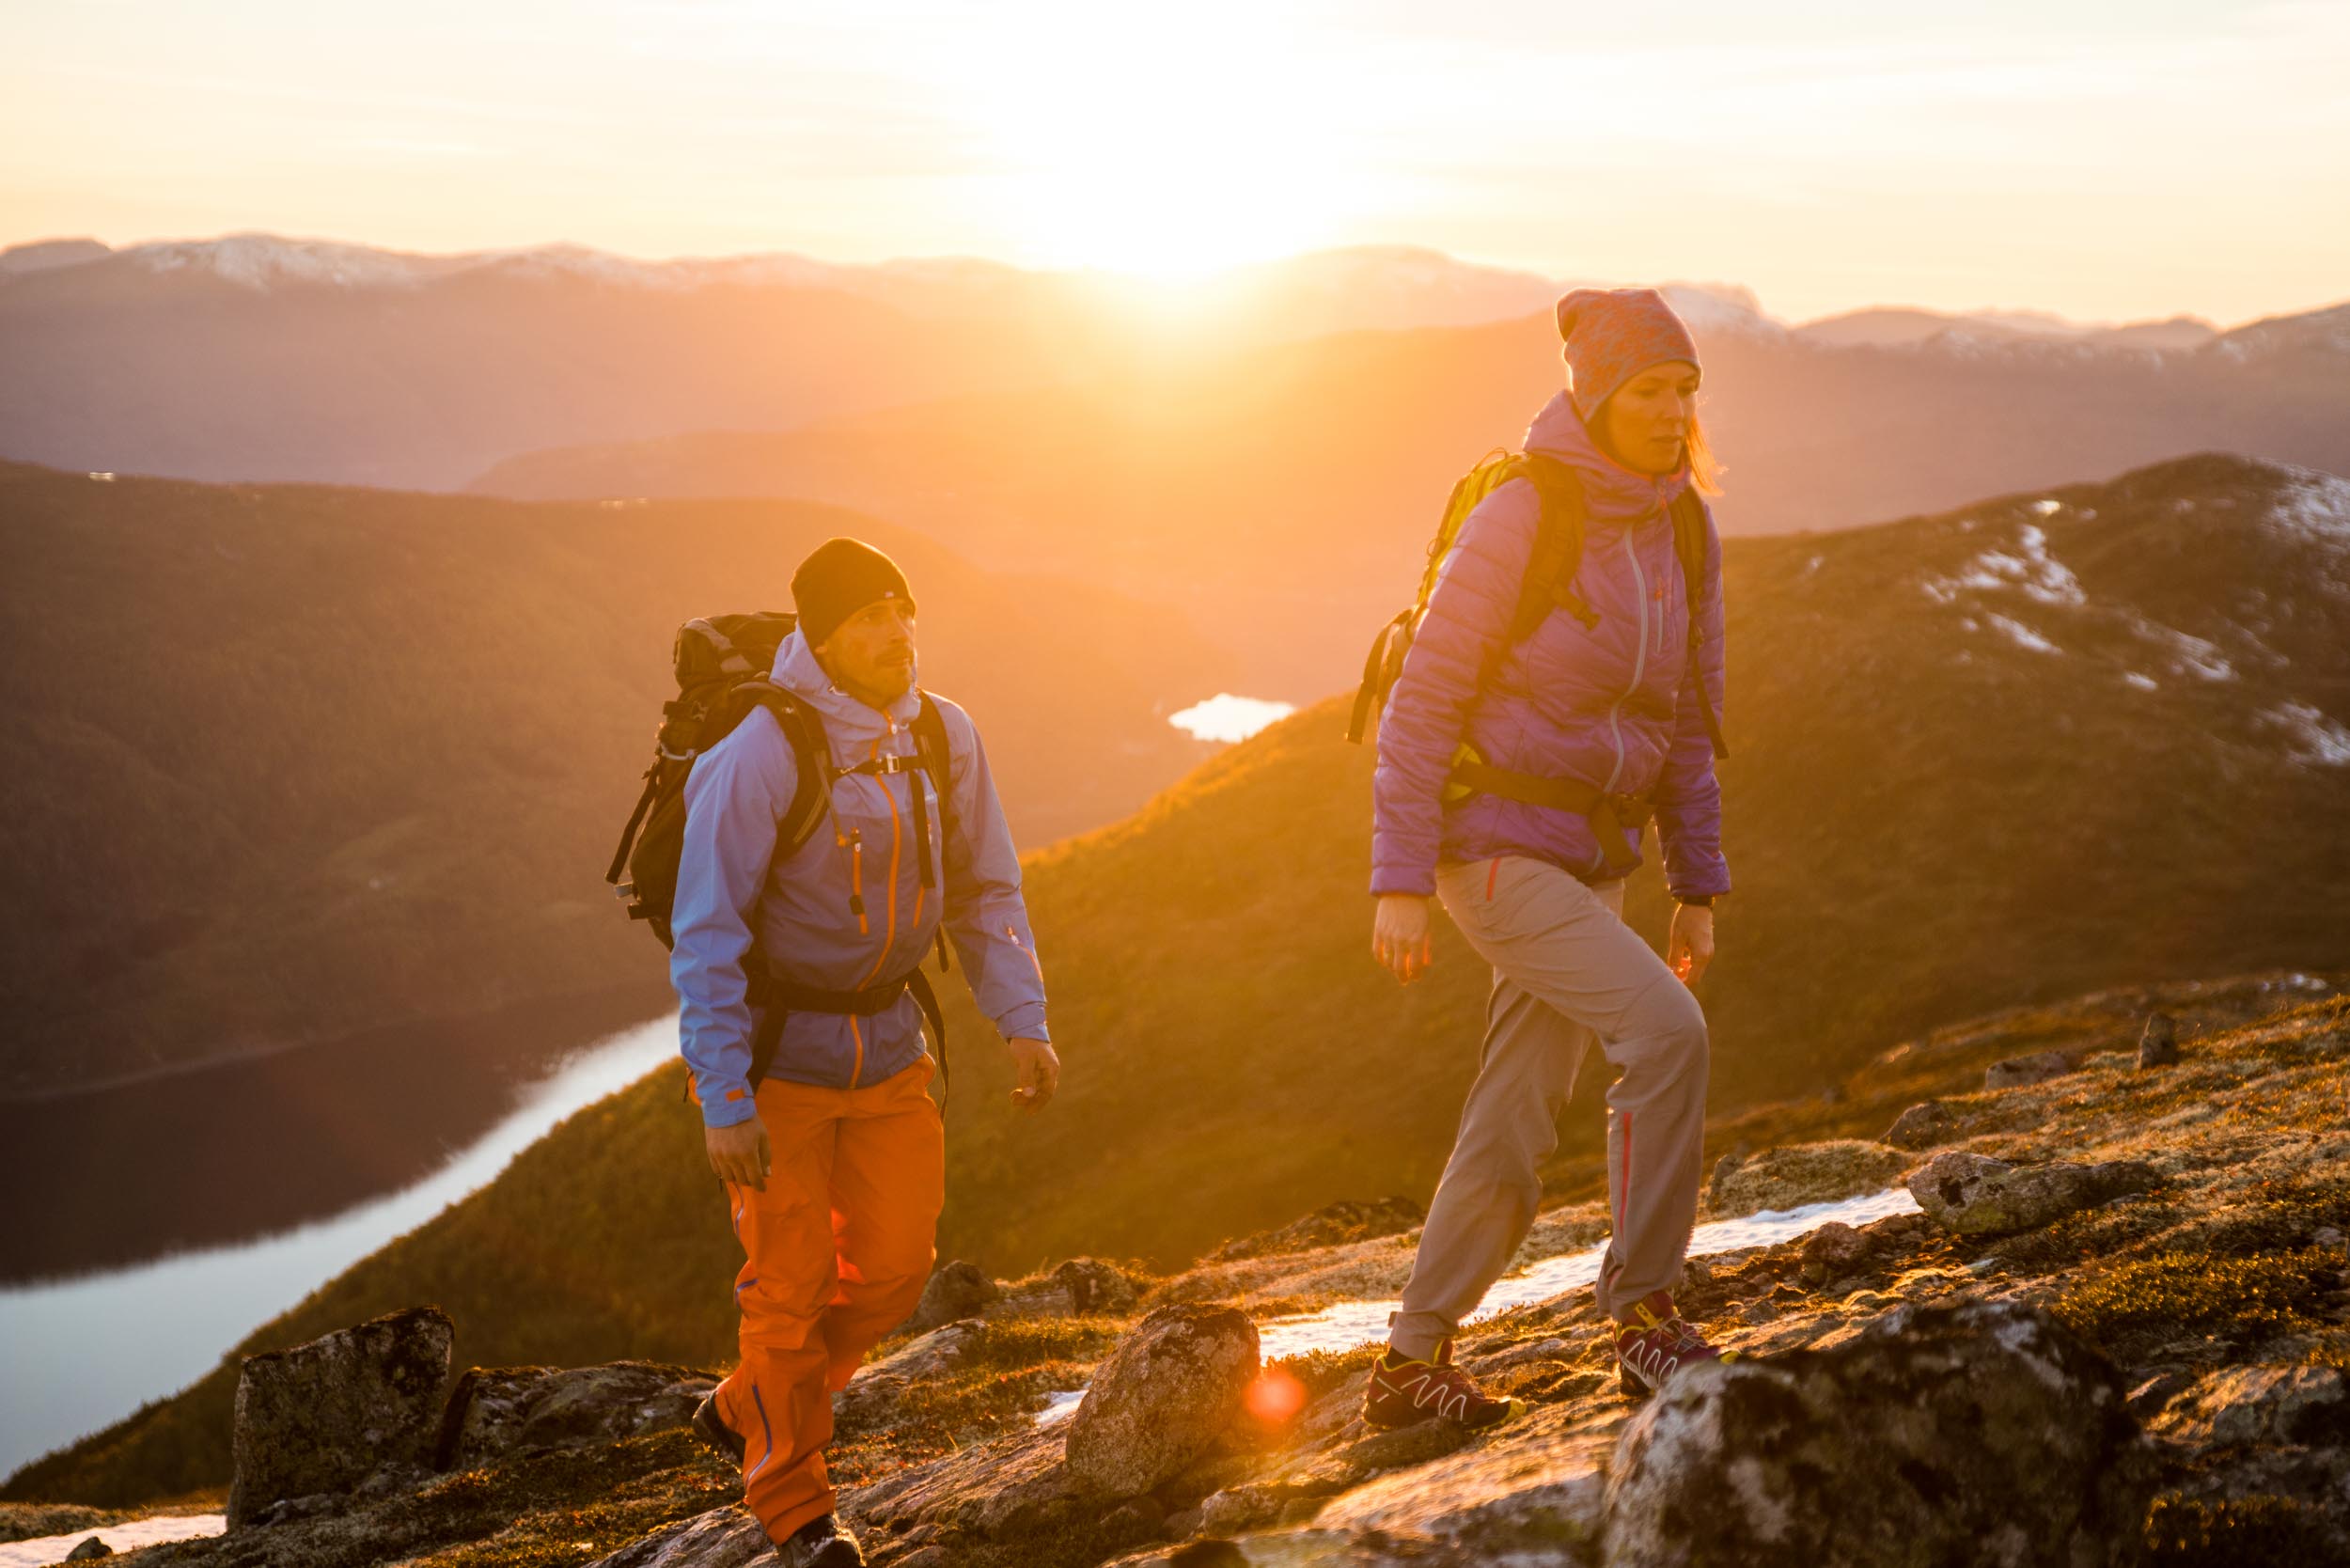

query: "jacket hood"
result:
(771, 628), (922, 745)
(1523, 390), (1692, 528)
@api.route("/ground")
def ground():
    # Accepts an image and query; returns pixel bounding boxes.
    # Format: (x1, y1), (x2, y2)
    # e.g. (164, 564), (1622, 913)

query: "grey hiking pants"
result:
(1389, 855), (1710, 1357)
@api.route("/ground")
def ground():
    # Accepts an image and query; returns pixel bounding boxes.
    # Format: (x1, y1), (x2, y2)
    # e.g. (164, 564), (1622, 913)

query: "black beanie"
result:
(791, 537), (916, 648)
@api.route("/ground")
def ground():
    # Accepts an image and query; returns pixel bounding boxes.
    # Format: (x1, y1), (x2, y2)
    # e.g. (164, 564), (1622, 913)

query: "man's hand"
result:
(1372, 894), (1434, 984)
(1009, 1037), (1059, 1112)
(706, 1118), (772, 1191)
(1668, 902), (1716, 986)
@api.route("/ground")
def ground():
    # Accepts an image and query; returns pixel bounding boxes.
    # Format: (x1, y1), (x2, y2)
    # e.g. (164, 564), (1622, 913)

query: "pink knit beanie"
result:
(1556, 288), (1700, 420)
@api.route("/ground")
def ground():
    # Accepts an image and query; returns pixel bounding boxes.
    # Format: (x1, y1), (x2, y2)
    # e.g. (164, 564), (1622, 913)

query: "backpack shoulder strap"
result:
(1514, 454), (1595, 639)
(1668, 490), (1730, 760)
(907, 693), (959, 915)
(737, 683), (834, 854)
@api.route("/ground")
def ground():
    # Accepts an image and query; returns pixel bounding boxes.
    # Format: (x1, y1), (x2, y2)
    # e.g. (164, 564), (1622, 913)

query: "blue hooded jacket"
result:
(670, 630), (1049, 1128)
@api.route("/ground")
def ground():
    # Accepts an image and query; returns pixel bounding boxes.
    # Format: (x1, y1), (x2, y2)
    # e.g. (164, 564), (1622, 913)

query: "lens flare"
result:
(1243, 1365), (1308, 1426)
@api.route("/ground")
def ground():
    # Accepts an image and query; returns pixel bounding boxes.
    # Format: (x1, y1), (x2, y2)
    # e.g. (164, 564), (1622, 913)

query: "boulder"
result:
(1054, 1257), (1141, 1315)
(1906, 1151), (2159, 1236)
(904, 1260), (1000, 1331)
(1797, 1221), (1875, 1286)
(66, 1539), (112, 1560)
(1884, 1100), (1963, 1152)
(1985, 1050), (2077, 1090)
(1603, 1300), (2156, 1567)
(1707, 1140), (1911, 1219)
(2138, 1012), (2181, 1069)
(433, 1360), (715, 1471)
(2151, 1364), (2349, 1449)
(584, 1505), (769, 1567)
(1064, 1306), (1259, 1497)
(227, 1306), (453, 1529)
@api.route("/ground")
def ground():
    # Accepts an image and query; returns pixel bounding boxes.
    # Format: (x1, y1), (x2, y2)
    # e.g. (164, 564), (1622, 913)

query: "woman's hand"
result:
(1373, 894), (1434, 984)
(1668, 902), (1716, 985)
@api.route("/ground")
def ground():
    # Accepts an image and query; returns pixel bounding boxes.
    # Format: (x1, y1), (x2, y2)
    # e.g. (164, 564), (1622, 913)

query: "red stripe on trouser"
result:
(718, 1057), (944, 1544)
(1607, 1109), (1633, 1285)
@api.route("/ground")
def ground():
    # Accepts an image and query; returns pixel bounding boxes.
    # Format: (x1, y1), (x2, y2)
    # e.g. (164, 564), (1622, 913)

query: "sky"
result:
(3, 0), (2345, 325)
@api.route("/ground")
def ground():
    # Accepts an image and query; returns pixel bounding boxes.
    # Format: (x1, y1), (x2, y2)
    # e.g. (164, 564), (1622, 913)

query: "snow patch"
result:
(1983, 614), (2062, 655)
(0, 1515), (224, 1566)
(2265, 702), (2350, 766)
(2125, 615), (2234, 682)
(2029, 499), (2062, 516)
(2123, 672), (2160, 692)
(1920, 523), (2084, 609)
(2269, 473), (2350, 550)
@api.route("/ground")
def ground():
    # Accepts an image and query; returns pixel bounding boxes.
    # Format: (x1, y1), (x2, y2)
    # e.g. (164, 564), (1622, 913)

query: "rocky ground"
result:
(54, 972), (2350, 1568)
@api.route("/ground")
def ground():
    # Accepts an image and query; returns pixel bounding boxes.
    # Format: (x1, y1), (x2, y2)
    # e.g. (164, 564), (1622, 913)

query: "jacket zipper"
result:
(851, 734), (907, 1090)
(1603, 529), (1650, 793)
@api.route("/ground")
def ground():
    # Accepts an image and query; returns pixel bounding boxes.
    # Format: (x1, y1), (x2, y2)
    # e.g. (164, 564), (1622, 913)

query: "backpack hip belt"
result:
(744, 963), (949, 1104)
(1446, 759), (1652, 879)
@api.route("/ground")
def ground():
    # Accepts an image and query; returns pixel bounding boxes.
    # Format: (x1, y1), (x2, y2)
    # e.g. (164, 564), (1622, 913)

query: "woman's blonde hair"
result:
(1684, 414), (1725, 497)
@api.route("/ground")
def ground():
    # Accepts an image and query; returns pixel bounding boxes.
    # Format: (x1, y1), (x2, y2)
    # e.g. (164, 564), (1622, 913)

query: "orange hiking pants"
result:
(711, 1056), (945, 1544)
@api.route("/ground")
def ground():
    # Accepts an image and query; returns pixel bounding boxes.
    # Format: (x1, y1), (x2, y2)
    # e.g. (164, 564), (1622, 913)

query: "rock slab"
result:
(433, 1360), (715, 1471)
(585, 1505), (769, 1567)
(1906, 1151), (2159, 1235)
(1064, 1305), (1259, 1498)
(1985, 1049), (2077, 1090)
(1603, 1300), (2156, 1568)
(1708, 1140), (1910, 1219)
(2138, 1012), (2181, 1069)
(227, 1306), (453, 1529)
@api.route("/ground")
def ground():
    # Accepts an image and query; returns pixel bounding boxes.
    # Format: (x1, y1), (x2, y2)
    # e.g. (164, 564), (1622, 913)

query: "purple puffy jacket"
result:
(1369, 391), (1730, 900)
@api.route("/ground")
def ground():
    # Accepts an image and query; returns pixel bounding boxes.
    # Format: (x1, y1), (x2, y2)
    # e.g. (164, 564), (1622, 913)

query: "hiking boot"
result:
(690, 1390), (744, 1467)
(1361, 1339), (1527, 1431)
(774, 1514), (863, 1567)
(1614, 1291), (1736, 1398)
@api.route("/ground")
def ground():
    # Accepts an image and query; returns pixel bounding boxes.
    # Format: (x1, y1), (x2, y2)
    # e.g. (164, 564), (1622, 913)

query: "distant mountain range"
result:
(470, 294), (2350, 695)
(3, 231), (2332, 517)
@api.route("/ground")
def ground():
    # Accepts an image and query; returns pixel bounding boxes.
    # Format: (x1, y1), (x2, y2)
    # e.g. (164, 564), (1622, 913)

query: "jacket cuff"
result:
(1370, 870), (1437, 899)
(1666, 870), (1731, 902)
(697, 1081), (760, 1129)
(997, 1003), (1050, 1043)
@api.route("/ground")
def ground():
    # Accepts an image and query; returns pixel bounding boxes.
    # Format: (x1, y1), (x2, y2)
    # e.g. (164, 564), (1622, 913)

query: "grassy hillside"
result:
(472, 308), (2350, 696)
(0, 461), (1223, 1101)
(11, 452), (2346, 1510)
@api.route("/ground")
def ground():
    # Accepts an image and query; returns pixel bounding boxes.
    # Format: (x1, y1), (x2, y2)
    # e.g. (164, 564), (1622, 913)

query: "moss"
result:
(2143, 1494), (2334, 1568)
(2054, 1248), (2348, 1360)
(953, 1317), (1122, 1373)
(1270, 1343), (1384, 1399)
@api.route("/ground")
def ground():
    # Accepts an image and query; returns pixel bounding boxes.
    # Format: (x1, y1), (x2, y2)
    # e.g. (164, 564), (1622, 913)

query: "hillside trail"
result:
(73, 969), (2350, 1568)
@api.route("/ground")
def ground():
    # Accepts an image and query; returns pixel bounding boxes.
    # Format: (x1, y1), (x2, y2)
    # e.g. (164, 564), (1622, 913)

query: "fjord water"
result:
(0, 1017), (678, 1481)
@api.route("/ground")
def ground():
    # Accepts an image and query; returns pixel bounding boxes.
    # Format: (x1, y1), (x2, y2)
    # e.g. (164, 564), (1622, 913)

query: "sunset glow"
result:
(4, 2), (2345, 322)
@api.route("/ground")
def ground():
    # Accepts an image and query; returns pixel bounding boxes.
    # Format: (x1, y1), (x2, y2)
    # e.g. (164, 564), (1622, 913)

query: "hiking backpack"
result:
(605, 611), (959, 949)
(1346, 450), (1729, 761)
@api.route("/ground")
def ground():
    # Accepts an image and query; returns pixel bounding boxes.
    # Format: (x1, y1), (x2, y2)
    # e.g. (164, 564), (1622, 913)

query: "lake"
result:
(0, 1015), (678, 1482)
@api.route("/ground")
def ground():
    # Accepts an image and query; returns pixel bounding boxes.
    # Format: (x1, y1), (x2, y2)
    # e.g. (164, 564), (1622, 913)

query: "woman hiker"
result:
(1362, 286), (1733, 1426)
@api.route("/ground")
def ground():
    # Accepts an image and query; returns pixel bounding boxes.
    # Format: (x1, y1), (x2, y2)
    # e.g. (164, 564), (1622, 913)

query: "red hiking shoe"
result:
(1361, 1340), (1527, 1431)
(1614, 1291), (1736, 1398)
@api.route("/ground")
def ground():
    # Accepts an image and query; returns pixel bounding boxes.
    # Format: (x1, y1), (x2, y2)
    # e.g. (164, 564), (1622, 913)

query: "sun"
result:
(962, 7), (1355, 280)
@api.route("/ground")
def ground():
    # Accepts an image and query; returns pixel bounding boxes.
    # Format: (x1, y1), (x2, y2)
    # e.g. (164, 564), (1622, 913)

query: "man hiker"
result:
(671, 538), (1059, 1567)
